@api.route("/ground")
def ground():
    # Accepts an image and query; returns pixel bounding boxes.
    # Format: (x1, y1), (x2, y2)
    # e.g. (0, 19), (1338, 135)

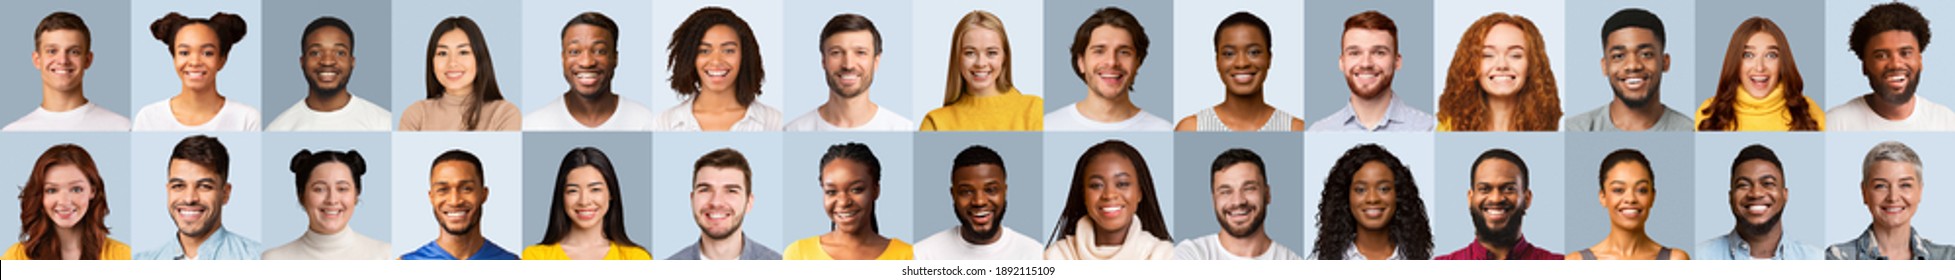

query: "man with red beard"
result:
(1827, 2), (1955, 131)
(914, 146), (1041, 260)
(1437, 149), (1559, 260)
(1309, 11), (1434, 132)
(1697, 145), (1820, 259)
(135, 135), (263, 260)
(1176, 149), (1300, 260)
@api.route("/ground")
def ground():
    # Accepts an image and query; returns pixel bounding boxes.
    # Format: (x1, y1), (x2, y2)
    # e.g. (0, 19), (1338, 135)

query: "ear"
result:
(1660, 53), (1671, 72)
(1521, 188), (1534, 210)
(479, 185), (491, 203)
(1393, 53), (1403, 69)
(744, 194), (754, 212)
(220, 182), (234, 205)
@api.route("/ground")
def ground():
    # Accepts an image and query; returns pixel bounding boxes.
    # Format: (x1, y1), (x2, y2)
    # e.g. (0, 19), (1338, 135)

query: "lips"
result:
(1748, 75), (1771, 90)
(52, 204), (79, 220)
(1880, 205), (1907, 215)
(1742, 201), (1773, 215)
(184, 70), (209, 80)
(1620, 77), (1647, 90)
(441, 208), (471, 223)
(48, 67), (77, 77)
(1481, 206), (1509, 221)
(970, 70), (991, 80)
(575, 209), (599, 220)
(1223, 206), (1253, 222)
(445, 71), (467, 80)
(318, 206), (345, 219)
(1098, 205), (1125, 218)
(1617, 208), (1643, 218)
(573, 71), (603, 86)
(1362, 207), (1386, 218)
(314, 68), (342, 83)
(969, 210), (993, 225)
(1097, 71), (1126, 87)
(835, 72), (861, 86)
(176, 205), (207, 220)
(1230, 72), (1256, 84)
(1884, 70), (1911, 91)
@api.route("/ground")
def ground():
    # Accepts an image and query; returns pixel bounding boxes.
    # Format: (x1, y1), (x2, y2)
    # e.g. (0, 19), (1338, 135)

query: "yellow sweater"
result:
(919, 88), (1044, 131)
(1694, 85), (1826, 131)
(1, 238), (132, 260)
(781, 236), (913, 260)
(520, 243), (652, 260)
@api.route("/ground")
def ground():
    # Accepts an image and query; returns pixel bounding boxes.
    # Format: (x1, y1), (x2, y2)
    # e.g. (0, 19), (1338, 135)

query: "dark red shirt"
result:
(1435, 236), (1564, 260)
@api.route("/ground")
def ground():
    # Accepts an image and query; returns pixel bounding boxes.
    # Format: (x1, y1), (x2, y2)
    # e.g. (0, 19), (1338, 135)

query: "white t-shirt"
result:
(1044, 103), (1171, 131)
(3, 102), (131, 131)
(523, 96), (656, 131)
(913, 226), (1044, 260)
(1172, 233), (1303, 260)
(266, 94), (393, 131)
(131, 98), (262, 131)
(784, 105), (916, 131)
(1826, 94), (1955, 131)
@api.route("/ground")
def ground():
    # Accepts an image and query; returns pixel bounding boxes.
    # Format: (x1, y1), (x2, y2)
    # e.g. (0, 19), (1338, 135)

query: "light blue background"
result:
(261, 0), (394, 125)
(1434, 132), (1567, 254)
(1562, 132), (1694, 253)
(781, 133), (916, 245)
(1822, 0), (1955, 110)
(130, 132), (263, 254)
(781, 0), (915, 125)
(388, 132), (523, 256)
(1301, 132), (1434, 255)
(649, 132), (785, 258)
(1564, 0), (1699, 117)
(1041, 132), (1175, 243)
(0, 133), (133, 248)
(1169, 0), (1304, 122)
(1823, 132), (1955, 246)
(518, 132), (654, 248)
(129, 0), (263, 126)
(647, 0), (786, 118)
(0, 1), (133, 122)
(260, 132), (393, 247)
(1170, 132), (1306, 254)
(389, 0), (524, 120)
(1433, 0), (1568, 126)
(1694, 0), (1827, 108)
(908, 0), (1047, 119)
(1690, 133), (1825, 252)
(1041, 0), (1174, 121)
(516, 0), (656, 117)
(911, 132), (1046, 244)
(1303, 0), (1436, 123)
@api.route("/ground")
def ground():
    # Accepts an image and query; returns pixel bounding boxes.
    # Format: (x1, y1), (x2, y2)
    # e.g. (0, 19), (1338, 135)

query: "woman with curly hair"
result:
(1694, 17), (1824, 131)
(1314, 143), (1431, 260)
(3, 144), (129, 260)
(1045, 140), (1173, 260)
(1437, 13), (1561, 131)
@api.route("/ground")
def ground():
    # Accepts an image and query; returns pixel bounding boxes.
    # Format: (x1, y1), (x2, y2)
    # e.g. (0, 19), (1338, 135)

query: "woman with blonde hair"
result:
(919, 10), (1044, 131)
(1694, 17), (1823, 131)
(1437, 13), (1561, 131)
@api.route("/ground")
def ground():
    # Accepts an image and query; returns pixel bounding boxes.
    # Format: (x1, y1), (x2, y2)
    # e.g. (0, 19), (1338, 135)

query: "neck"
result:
(1867, 95), (1918, 121)
(694, 89), (744, 110)
(56, 226), (83, 260)
(1476, 236), (1514, 260)
(563, 91), (620, 127)
(1872, 223), (1913, 259)
(562, 226), (609, 247)
(1607, 98), (1667, 131)
(177, 224), (219, 259)
(699, 230), (746, 260)
(442, 89), (474, 103)
(436, 229), (486, 260)
(40, 87), (88, 112)
(1076, 92), (1140, 123)
(1354, 227), (1394, 259)
(1217, 230), (1272, 258)
(1092, 224), (1130, 247)
(961, 226), (1002, 245)
(1735, 224), (1784, 259)
(820, 92), (880, 128)
(968, 85), (1002, 98)
(1603, 226), (1660, 256)
(1487, 94), (1518, 131)
(1351, 90), (1397, 128)
(824, 228), (884, 247)
(305, 90), (354, 112)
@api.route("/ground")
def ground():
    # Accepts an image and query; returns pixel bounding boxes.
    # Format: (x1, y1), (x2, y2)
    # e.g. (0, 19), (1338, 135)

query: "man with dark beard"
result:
(267, 17), (393, 131)
(668, 148), (781, 260)
(400, 150), (518, 260)
(1699, 145), (1821, 259)
(1828, 2), (1955, 131)
(914, 146), (1041, 259)
(1174, 149), (1300, 259)
(136, 135), (263, 260)
(1309, 11), (1435, 132)
(785, 14), (913, 131)
(1437, 149), (1560, 260)
(524, 12), (656, 131)
(1566, 8), (1692, 132)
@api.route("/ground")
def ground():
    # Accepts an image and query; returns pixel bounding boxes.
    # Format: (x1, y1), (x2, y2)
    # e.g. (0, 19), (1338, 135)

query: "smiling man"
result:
(786, 14), (913, 131)
(1045, 7), (1171, 131)
(915, 145), (1041, 260)
(1828, 2), (1955, 131)
(1697, 144), (1820, 260)
(1176, 149), (1301, 260)
(1437, 149), (1559, 260)
(1828, 141), (1954, 260)
(1309, 11), (1435, 132)
(136, 135), (262, 260)
(267, 17), (392, 131)
(668, 148), (781, 260)
(1566, 8), (1691, 132)
(524, 12), (655, 131)
(401, 150), (518, 260)
(5, 12), (131, 131)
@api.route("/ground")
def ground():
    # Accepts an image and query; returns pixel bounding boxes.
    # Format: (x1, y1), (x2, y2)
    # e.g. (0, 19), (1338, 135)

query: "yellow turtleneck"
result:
(918, 88), (1044, 131)
(1694, 85), (1825, 131)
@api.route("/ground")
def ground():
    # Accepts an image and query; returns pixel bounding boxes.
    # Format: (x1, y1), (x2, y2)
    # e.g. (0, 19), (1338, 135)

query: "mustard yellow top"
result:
(919, 88), (1044, 131)
(520, 243), (652, 260)
(1, 238), (132, 260)
(781, 236), (914, 260)
(1694, 85), (1826, 131)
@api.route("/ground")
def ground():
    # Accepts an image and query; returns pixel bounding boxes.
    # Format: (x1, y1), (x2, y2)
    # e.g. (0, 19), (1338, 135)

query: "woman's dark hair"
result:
(1597, 148), (1655, 191)
(1314, 144), (1432, 260)
(288, 149), (367, 204)
(16, 144), (111, 260)
(667, 6), (765, 107)
(818, 142), (881, 233)
(1214, 12), (1271, 50)
(1047, 140), (1171, 245)
(150, 12), (247, 57)
(423, 16), (506, 131)
(539, 147), (637, 248)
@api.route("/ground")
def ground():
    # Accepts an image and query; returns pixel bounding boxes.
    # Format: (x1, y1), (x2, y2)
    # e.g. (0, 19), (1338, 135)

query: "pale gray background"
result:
(1564, 0), (1699, 117)
(1, 1), (133, 122)
(1822, 0), (1955, 110)
(1041, 132), (1175, 243)
(388, 0), (523, 120)
(781, 133), (916, 245)
(388, 132), (523, 256)
(1303, 0), (1435, 124)
(1041, 0), (1174, 122)
(516, 0), (655, 117)
(0, 133), (132, 248)
(130, 0), (263, 126)
(912, 132), (1046, 245)
(1170, 132), (1306, 255)
(909, 0), (1047, 119)
(262, 0), (394, 127)
(649, 132), (785, 258)
(1434, 132), (1567, 254)
(518, 132), (654, 249)
(261, 132), (392, 247)
(648, 0), (786, 117)
(1169, 0), (1304, 123)
(782, 0), (915, 125)
(1433, 0), (1568, 127)
(1690, 133), (1825, 253)
(1694, 0), (1827, 108)
(130, 132), (263, 254)
(1562, 132), (1694, 253)
(1301, 133), (1434, 256)
(1823, 132), (1955, 246)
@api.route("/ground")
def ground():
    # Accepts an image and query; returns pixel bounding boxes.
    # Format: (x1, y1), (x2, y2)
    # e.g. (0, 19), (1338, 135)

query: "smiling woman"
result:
(3, 144), (129, 260)
(132, 12), (262, 131)
(1045, 140), (1173, 260)
(1437, 12), (1562, 132)
(399, 16), (522, 131)
(264, 149), (391, 260)
(1313, 143), (1431, 260)
(523, 147), (649, 260)
(655, 6), (783, 132)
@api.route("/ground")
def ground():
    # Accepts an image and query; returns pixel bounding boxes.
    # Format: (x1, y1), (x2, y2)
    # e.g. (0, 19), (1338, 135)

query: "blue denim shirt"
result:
(134, 227), (263, 260)
(1827, 226), (1955, 260)
(1694, 230), (1822, 260)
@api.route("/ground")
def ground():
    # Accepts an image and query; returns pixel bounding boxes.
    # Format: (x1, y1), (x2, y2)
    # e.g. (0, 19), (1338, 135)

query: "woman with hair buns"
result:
(263, 150), (391, 260)
(132, 12), (261, 131)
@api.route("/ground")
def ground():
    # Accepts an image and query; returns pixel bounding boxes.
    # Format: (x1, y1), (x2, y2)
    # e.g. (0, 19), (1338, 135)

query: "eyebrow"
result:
(437, 42), (471, 49)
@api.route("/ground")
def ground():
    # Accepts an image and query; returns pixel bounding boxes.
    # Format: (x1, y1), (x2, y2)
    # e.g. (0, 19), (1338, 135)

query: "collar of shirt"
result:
(1851, 226), (1931, 260)
(1719, 231), (1789, 260)
(1454, 236), (1550, 260)
(1343, 240), (1402, 260)
(162, 227), (245, 260)
(665, 100), (766, 130)
(1334, 97), (1415, 131)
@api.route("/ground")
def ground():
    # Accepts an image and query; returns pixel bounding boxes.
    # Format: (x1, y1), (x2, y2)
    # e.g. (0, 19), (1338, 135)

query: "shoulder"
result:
(914, 228), (961, 248)
(784, 109), (825, 131)
(1175, 114), (1198, 131)
(1, 242), (24, 260)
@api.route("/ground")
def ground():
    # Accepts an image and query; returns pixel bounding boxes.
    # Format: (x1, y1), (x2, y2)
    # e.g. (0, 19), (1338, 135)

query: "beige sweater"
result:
(1043, 217), (1174, 260)
(399, 94), (522, 131)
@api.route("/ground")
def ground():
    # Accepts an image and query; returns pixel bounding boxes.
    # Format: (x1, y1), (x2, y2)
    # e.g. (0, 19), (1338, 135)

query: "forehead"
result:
(1484, 23), (1526, 44)
(1342, 28), (1394, 45)
(1605, 27), (1659, 46)
(175, 23), (217, 42)
(695, 166), (748, 182)
(1217, 24), (1266, 42)
(38, 29), (88, 44)
(1088, 25), (1134, 45)
(438, 29), (470, 45)
(960, 27), (1001, 44)
(431, 160), (480, 178)
(168, 159), (217, 177)
(821, 159), (868, 177)
(702, 24), (740, 42)
(563, 23), (612, 40)
(1604, 161), (1650, 179)
(825, 30), (874, 44)
(1868, 160), (1920, 176)
(306, 25), (350, 42)
(1473, 159), (1520, 180)
(309, 162), (353, 177)
(1734, 159), (1782, 175)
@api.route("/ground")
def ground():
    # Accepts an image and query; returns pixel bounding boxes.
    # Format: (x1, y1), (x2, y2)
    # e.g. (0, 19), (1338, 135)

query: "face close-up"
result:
(820, 159), (878, 234)
(304, 162), (358, 234)
(1211, 162), (1267, 237)
(1349, 161), (1398, 231)
(1602, 27), (1665, 106)
(562, 24), (616, 97)
(1599, 161), (1654, 231)
(1082, 152), (1141, 235)
(1861, 30), (1923, 105)
(951, 163), (1008, 239)
(1215, 24), (1269, 96)
(167, 159), (227, 237)
(1077, 25), (1138, 100)
(1341, 28), (1398, 99)
(1470, 158), (1527, 235)
(960, 27), (1005, 93)
(42, 164), (94, 229)
(433, 29), (478, 94)
(1739, 32), (1782, 96)
(1861, 160), (1921, 229)
(35, 29), (92, 93)
(303, 26), (354, 95)
(1729, 159), (1786, 230)
(173, 24), (226, 91)
(562, 166), (610, 231)
(823, 30), (878, 99)
(695, 25), (742, 94)
(692, 167), (750, 239)
(1478, 23), (1528, 97)
(428, 160), (485, 235)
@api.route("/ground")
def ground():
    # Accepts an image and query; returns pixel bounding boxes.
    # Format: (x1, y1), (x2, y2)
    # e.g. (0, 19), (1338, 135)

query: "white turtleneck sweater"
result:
(263, 229), (393, 260)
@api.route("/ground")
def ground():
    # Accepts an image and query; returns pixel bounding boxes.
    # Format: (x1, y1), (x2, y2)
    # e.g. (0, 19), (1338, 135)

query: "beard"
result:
(441, 210), (483, 236)
(1611, 84), (1656, 109)
(173, 202), (220, 239)
(826, 72), (870, 99)
(305, 71), (350, 98)
(1344, 70), (1394, 99)
(1469, 201), (1525, 249)
(1737, 210), (1784, 237)
(1871, 70), (1921, 105)
(1218, 204), (1267, 239)
(700, 214), (746, 240)
(956, 202), (1007, 242)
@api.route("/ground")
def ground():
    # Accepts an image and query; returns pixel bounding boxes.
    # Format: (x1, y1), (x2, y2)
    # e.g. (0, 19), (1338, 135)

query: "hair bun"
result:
(149, 12), (188, 42)
(289, 149), (314, 173)
(208, 12), (247, 45)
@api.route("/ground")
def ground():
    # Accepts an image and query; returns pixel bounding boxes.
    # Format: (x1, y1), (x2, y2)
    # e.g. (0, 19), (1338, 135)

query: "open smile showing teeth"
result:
(1746, 204), (1769, 214)
(1622, 78), (1645, 86)
(971, 70), (991, 80)
(1099, 206), (1124, 217)
(444, 210), (467, 218)
(706, 212), (730, 219)
(576, 209), (598, 220)
(1882, 206), (1907, 214)
(445, 71), (466, 79)
(1886, 72), (1911, 89)
(53, 205), (78, 219)
(1618, 208), (1642, 218)
(705, 70), (730, 77)
(177, 207), (205, 219)
(1231, 73), (1255, 83)
(575, 71), (601, 85)
(1362, 208), (1385, 218)
(50, 68), (75, 75)
(1490, 74), (1516, 82)
(186, 71), (208, 79)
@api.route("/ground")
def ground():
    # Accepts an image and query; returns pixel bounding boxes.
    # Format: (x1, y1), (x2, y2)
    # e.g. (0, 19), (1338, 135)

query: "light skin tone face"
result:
(1479, 23), (1528, 97)
(1740, 32), (1782, 97)
(562, 24), (615, 97)
(1601, 27), (1668, 106)
(429, 160), (486, 236)
(1599, 161), (1654, 231)
(692, 167), (751, 240)
(1470, 159), (1529, 233)
(303, 162), (358, 234)
(167, 160), (229, 238)
(1215, 25), (1269, 96)
(1862, 30), (1923, 104)
(172, 24), (226, 92)
(1350, 161), (1397, 231)
(1730, 159), (1785, 228)
(302, 26), (354, 95)
(433, 29), (477, 95)
(1083, 153), (1142, 238)
(34, 29), (92, 93)
(960, 28), (1005, 94)
(42, 164), (92, 229)
(1341, 28), (1399, 99)
(1212, 163), (1266, 236)
(696, 25), (742, 95)
(1076, 26), (1139, 99)
(562, 166), (609, 232)
(951, 163), (1007, 243)
(820, 159), (878, 235)
(823, 30), (878, 99)
(1862, 161), (1921, 229)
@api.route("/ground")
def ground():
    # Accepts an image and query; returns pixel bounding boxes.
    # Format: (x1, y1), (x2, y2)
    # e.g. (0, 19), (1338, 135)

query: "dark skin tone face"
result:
(951, 163), (1008, 244)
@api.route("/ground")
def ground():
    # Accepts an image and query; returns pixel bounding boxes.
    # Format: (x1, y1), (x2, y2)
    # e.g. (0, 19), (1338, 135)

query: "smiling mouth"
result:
(1097, 72), (1125, 86)
(970, 210), (993, 224)
(53, 205), (79, 219)
(705, 69), (730, 77)
(1881, 206), (1907, 215)
(443, 209), (470, 221)
(185, 70), (208, 79)
(1099, 206), (1125, 218)
(1362, 208), (1385, 218)
(445, 71), (466, 80)
(1748, 75), (1771, 89)
(1230, 73), (1256, 83)
(576, 209), (599, 220)
(574, 71), (602, 86)
(1745, 204), (1771, 215)
(176, 206), (206, 220)
(1885, 71), (1911, 90)
(1481, 207), (1509, 220)
(49, 67), (76, 76)
(1489, 74), (1516, 82)
(970, 70), (991, 80)
(1620, 77), (1646, 90)
(1618, 208), (1642, 218)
